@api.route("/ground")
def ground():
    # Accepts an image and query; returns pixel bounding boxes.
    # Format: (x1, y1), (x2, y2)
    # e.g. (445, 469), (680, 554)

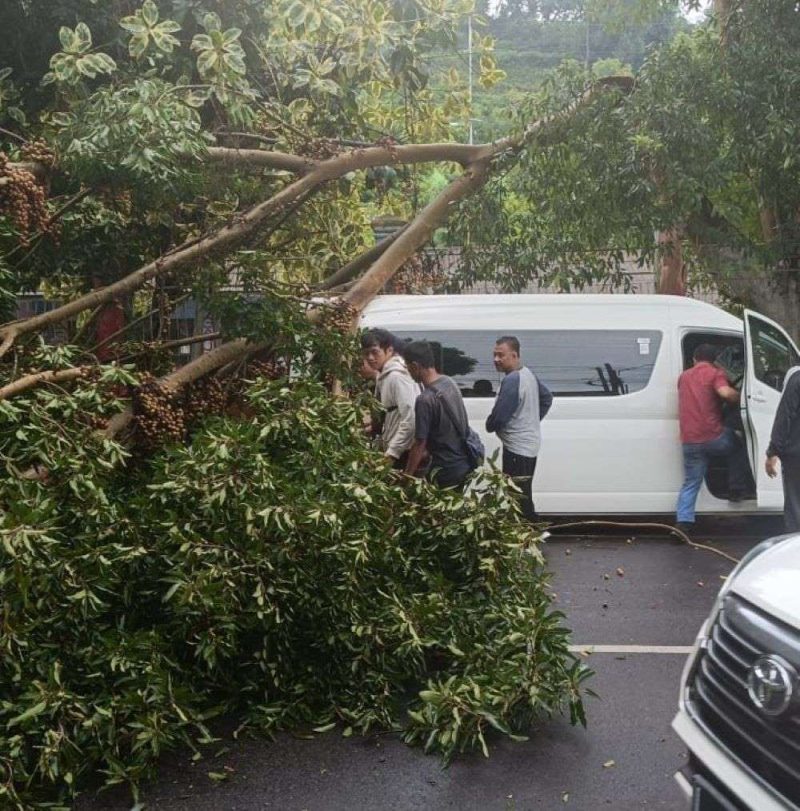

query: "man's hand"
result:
(716, 384), (740, 404)
(766, 455), (780, 479)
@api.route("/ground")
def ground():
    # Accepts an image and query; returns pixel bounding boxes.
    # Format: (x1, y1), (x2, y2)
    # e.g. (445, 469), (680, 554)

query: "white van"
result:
(361, 294), (800, 515)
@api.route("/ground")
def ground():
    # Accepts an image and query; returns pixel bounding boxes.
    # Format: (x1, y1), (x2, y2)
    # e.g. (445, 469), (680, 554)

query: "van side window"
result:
(393, 330), (663, 397)
(750, 318), (800, 391)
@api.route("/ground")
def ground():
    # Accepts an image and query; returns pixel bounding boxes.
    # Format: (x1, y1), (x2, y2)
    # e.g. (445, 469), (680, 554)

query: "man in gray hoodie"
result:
(486, 335), (552, 520)
(361, 329), (420, 468)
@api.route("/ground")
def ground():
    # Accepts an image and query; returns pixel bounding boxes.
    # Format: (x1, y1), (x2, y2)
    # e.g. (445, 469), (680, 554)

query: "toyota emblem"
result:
(747, 655), (797, 717)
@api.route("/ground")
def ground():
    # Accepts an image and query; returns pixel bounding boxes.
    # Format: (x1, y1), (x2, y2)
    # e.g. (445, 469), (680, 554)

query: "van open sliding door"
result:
(743, 309), (800, 508)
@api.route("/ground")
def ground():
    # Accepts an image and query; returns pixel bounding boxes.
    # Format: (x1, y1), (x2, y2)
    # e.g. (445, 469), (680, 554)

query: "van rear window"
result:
(393, 330), (663, 398)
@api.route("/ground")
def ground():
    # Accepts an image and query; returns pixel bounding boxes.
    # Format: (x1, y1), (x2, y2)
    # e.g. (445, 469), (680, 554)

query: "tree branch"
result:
(344, 160), (492, 312)
(0, 367), (87, 401)
(103, 337), (264, 439)
(1, 76), (635, 360)
(207, 142), (483, 171)
(205, 146), (315, 174)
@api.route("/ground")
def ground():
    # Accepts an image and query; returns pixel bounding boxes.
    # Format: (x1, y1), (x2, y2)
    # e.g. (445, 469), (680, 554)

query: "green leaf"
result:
(129, 32), (149, 59)
(58, 26), (76, 51)
(202, 12), (222, 32)
(157, 20), (182, 34)
(74, 22), (92, 52)
(191, 34), (213, 51)
(223, 52), (246, 76)
(221, 28), (242, 46)
(119, 16), (146, 34)
(141, 0), (159, 27)
(8, 701), (48, 728)
(196, 49), (219, 75)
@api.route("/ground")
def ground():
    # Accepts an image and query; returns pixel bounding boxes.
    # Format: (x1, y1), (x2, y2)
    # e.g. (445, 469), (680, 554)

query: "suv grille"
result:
(688, 593), (800, 807)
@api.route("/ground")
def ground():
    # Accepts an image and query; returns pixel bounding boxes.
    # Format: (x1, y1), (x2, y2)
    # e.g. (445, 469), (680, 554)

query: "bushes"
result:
(0, 375), (589, 808)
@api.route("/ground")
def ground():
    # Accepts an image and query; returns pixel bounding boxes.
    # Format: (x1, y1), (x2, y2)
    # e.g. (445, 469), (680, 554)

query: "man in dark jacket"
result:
(401, 340), (472, 490)
(766, 366), (800, 531)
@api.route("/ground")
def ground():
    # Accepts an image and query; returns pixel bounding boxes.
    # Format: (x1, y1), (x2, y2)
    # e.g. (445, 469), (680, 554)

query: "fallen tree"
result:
(0, 373), (588, 807)
(0, 2), (607, 806)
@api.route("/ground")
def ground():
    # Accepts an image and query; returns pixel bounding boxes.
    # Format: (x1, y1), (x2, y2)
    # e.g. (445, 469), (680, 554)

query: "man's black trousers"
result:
(502, 448), (538, 520)
(782, 456), (800, 532)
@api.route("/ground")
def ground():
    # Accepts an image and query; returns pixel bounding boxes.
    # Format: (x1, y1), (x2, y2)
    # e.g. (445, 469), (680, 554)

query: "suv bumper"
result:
(672, 707), (793, 810)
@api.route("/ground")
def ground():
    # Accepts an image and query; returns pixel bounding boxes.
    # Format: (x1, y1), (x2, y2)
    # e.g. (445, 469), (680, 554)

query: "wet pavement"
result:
(78, 515), (785, 811)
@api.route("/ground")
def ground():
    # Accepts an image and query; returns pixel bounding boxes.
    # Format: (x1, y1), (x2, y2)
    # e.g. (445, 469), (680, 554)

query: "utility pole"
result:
(467, 14), (474, 145)
(584, 22), (590, 70)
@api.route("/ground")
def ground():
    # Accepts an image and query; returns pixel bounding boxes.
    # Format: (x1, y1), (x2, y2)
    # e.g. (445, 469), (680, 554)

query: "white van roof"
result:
(361, 294), (742, 332)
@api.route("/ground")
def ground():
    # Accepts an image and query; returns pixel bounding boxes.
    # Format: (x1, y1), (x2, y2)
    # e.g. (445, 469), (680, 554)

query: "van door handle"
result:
(749, 393), (767, 403)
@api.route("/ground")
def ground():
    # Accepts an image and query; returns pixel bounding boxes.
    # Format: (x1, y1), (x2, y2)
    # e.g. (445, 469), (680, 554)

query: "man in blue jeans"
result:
(675, 344), (745, 533)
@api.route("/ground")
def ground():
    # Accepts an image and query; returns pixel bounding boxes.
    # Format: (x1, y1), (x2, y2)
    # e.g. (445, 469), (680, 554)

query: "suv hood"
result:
(731, 534), (800, 631)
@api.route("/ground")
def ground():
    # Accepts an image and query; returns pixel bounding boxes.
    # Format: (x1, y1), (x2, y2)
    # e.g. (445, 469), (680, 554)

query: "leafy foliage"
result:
(0, 369), (587, 807)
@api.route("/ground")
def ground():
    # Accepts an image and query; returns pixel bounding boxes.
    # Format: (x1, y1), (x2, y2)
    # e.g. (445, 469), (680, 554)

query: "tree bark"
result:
(655, 227), (686, 295)
(343, 161), (492, 312)
(0, 367), (87, 400)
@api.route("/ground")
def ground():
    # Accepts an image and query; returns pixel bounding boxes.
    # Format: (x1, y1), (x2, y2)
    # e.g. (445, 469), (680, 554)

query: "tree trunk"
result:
(655, 227), (686, 295)
(721, 266), (800, 345)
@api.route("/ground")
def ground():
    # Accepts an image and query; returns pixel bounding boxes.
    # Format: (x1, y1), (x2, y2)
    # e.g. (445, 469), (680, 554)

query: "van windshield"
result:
(393, 329), (663, 397)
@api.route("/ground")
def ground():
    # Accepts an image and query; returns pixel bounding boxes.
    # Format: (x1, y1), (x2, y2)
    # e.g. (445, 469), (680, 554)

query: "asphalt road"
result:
(78, 515), (785, 811)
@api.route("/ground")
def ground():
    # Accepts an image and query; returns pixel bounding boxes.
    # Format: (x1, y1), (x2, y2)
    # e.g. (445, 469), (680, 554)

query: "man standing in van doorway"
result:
(765, 365), (800, 531)
(486, 336), (553, 520)
(675, 344), (743, 532)
(361, 329), (420, 469)
(401, 340), (473, 490)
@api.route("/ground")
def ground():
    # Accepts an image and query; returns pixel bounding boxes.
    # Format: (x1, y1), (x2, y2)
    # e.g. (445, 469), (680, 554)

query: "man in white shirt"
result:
(361, 329), (420, 468)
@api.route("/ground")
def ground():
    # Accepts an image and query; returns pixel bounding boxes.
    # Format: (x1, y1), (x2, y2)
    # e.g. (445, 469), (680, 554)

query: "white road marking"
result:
(569, 644), (693, 654)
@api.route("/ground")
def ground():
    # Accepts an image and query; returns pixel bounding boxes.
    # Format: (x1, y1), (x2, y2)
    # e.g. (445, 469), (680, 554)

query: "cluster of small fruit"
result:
(184, 376), (227, 419)
(318, 300), (358, 333)
(133, 373), (187, 449)
(0, 153), (52, 241)
(20, 138), (56, 168)
(247, 359), (287, 381)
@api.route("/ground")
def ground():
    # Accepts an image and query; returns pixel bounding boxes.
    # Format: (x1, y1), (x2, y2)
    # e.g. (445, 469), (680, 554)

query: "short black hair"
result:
(496, 335), (520, 355)
(360, 328), (396, 352)
(401, 340), (435, 369)
(694, 343), (719, 363)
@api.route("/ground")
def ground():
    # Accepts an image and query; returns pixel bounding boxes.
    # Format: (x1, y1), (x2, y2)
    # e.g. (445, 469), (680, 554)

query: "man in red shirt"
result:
(676, 344), (744, 531)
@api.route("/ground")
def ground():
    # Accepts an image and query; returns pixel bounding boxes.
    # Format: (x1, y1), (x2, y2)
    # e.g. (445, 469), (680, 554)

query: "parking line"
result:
(569, 644), (693, 654)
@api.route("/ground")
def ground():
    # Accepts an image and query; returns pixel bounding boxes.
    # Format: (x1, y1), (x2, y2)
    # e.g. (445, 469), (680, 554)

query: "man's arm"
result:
(404, 438), (428, 477)
(405, 395), (432, 476)
(713, 368), (740, 404)
(538, 378), (553, 419)
(715, 384), (740, 404)
(486, 372), (520, 434)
